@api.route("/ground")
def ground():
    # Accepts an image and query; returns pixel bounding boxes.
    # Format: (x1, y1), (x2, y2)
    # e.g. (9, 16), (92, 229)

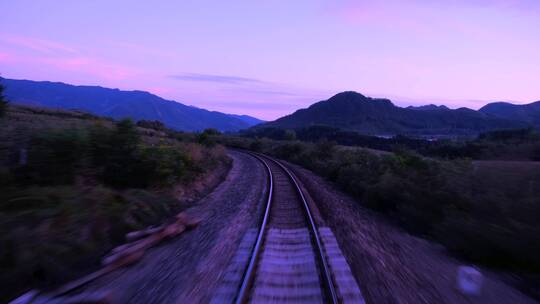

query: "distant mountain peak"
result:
(329, 91), (367, 100)
(260, 91), (533, 136)
(325, 91), (394, 107)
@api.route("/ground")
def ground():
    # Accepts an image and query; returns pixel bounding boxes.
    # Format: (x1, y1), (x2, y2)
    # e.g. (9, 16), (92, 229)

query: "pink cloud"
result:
(0, 33), (77, 54)
(325, 0), (539, 34)
(0, 48), (138, 81)
(0, 51), (11, 62)
(40, 56), (139, 81)
(324, 1), (439, 36)
(109, 41), (178, 59)
(0, 33), (139, 81)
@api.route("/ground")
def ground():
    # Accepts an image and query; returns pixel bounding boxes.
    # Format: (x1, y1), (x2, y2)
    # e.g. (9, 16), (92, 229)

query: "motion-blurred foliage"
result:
(9, 119), (204, 188)
(0, 113), (229, 301)
(0, 186), (180, 299)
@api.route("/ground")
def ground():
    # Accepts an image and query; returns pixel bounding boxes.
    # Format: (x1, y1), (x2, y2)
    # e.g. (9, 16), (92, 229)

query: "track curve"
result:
(235, 152), (338, 303)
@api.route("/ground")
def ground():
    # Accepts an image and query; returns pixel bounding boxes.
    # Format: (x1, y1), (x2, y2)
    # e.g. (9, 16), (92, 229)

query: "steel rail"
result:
(269, 156), (339, 304)
(235, 151), (338, 304)
(234, 152), (274, 304)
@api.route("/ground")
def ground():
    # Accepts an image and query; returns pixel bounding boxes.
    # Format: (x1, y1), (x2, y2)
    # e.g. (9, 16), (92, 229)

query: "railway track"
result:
(12, 151), (362, 304)
(213, 152), (364, 303)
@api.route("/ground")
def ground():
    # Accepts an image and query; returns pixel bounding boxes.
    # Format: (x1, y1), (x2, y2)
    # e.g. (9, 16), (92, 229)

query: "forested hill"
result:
(479, 101), (540, 127)
(260, 91), (533, 136)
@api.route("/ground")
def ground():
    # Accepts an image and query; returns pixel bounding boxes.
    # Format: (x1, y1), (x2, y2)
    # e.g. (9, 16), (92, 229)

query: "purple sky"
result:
(1, 1), (539, 120)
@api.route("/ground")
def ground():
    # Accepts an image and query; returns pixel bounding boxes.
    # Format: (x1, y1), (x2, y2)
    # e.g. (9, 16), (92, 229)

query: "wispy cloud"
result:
(109, 41), (178, 58)
(325, 0), (540, 34)
(0, 51), (10, 61)
(204, 101), (300, 110)
(169, 73), (262, 84)
(41, 56), (138, 81)
(0, 49), (138, 81)
(239, 89), (301, 97)
(0, 33), (77, 54)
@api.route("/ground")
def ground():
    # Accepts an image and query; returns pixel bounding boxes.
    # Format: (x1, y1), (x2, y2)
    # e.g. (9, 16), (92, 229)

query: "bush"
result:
(197, 132), (215, 147)
(283, 129), (296, 141)
(15, 129), (86, 185)
(90, 119), (192, 188)
(136, 120), (166, 131)
(88, 123), (114, 167)
(314, 138), (336, 159)
(203, 128), (221, 136)
(272, 142), (306, 160)
(249, 139), (263, 152)
(135, 145), (190, 186)
(98, 120), (142, 187)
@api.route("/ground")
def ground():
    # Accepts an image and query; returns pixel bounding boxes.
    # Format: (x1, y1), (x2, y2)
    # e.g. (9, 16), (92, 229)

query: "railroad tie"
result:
(250, 228), (324, 303)
(318, 227), (365, 304)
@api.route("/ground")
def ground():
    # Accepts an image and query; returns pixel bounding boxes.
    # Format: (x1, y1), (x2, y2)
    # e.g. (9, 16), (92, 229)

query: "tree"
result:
(113, 119), (139, 152)
(101, 119), (142, 187)
(136, 119), (166, 131)
(283, 129), (296, 141)
(0, 82), (7, 117)
(314, 138), (336, 159)
(202, 128), (221, 136)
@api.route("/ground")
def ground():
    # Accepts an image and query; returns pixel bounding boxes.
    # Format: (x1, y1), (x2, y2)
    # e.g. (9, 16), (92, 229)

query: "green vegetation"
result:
(220, 135), (540, 278)
(423, 128), (540, 160)
(136, 119), (166, 131)
(11, 119), (207, 188)
(245, 126), (540, 161)
(196, 128), (222, 147)
(0, 108), (229, 301)
(242, 126), (431, 152)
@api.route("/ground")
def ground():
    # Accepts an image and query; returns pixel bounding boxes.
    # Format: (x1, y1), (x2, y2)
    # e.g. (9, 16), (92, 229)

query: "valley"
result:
(2, 81), (539, 304)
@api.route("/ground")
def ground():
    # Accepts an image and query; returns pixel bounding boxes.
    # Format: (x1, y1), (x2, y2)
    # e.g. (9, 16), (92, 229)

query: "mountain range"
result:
(259, 91), (539, 136)
(3, 77), (539, 136)
(1, 78), (264, 132)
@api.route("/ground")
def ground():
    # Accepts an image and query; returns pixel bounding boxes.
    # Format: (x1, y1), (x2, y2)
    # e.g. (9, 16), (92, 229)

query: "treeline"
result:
(242, 126), (540, 161)
(4, 119), (209, 188)
(242, 126), (431, 151)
